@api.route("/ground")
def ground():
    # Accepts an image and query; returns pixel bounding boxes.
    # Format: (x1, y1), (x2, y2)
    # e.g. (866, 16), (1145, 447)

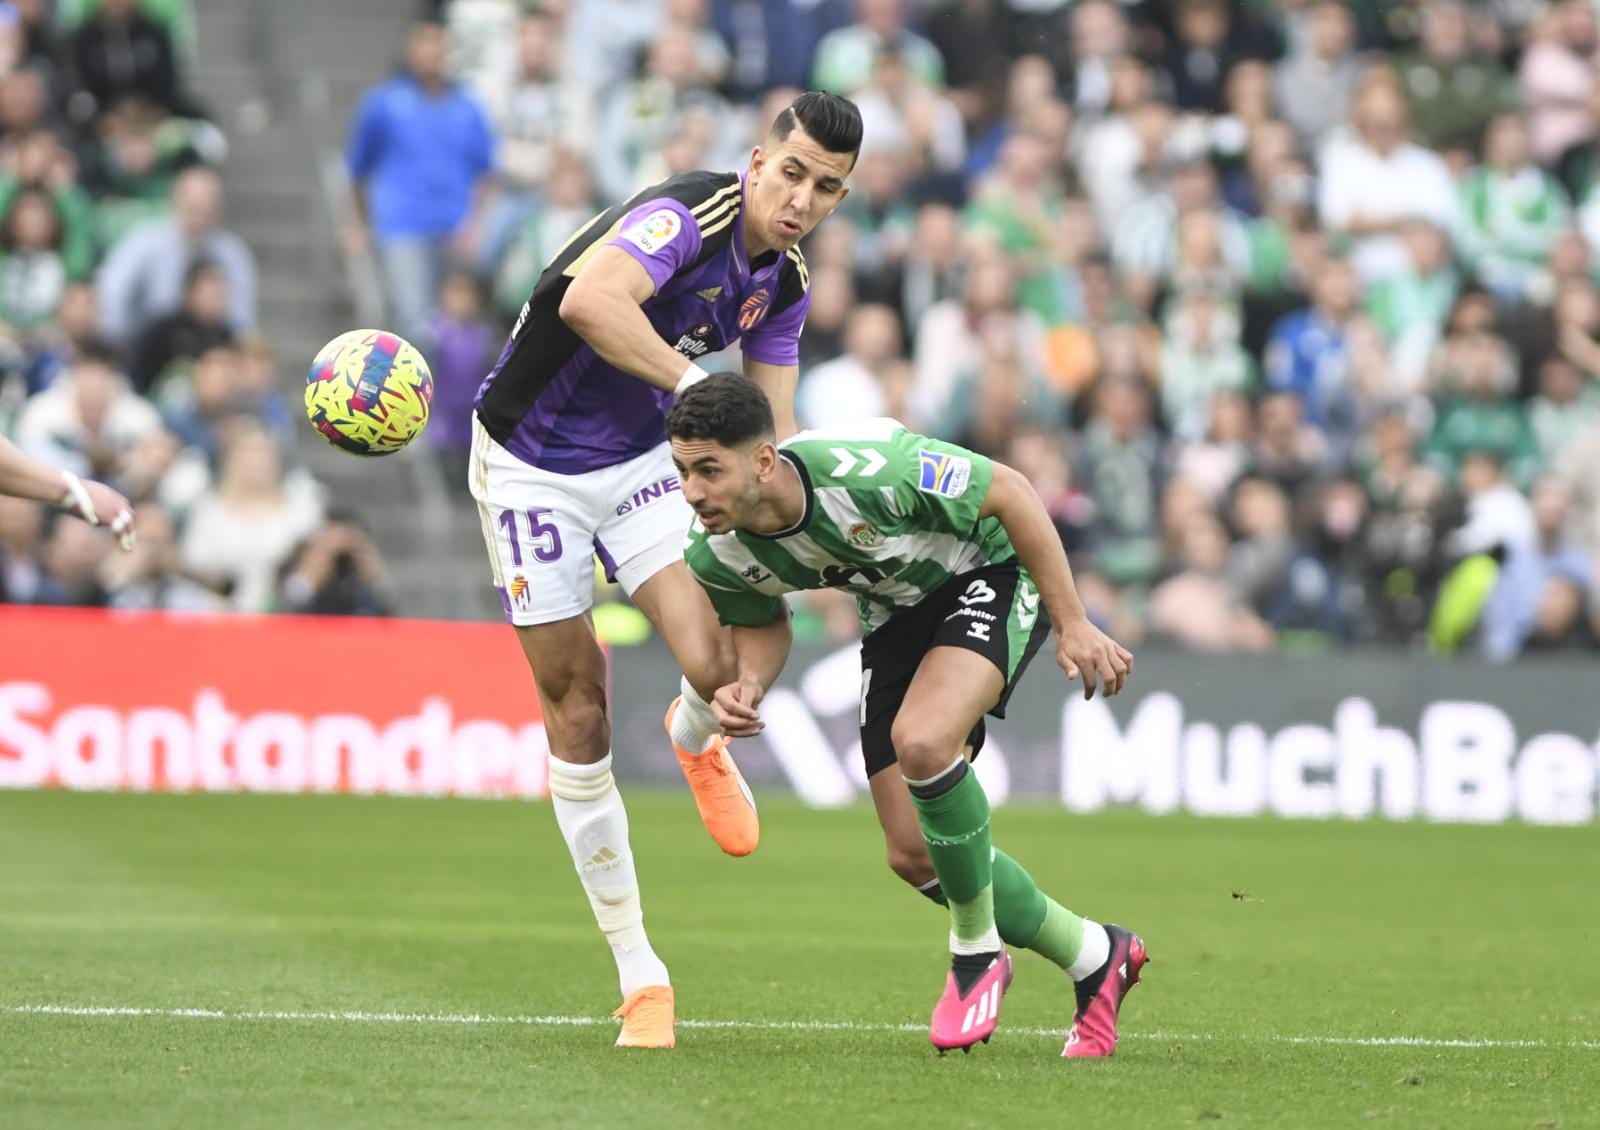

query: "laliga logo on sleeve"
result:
(622, 208), (681, 254)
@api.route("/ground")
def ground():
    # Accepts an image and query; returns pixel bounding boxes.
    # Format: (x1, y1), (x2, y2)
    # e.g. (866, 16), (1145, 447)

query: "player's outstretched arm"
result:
(712, 611), (794, 738)
(0, 435), (137, 550)
(979, 462), (1132, 699)
(559, 246), (709, 394)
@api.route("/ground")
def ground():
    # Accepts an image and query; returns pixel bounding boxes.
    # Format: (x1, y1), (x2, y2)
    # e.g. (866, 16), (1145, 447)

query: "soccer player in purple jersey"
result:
(468, 92), (862, 1048)
(0, 435), (136, 550)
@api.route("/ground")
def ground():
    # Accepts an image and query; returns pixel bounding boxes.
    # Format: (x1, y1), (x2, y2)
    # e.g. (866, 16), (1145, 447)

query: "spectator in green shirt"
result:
(0, 187), (71, 335)
(811, 0), (944, 96)
(1425, 331), (1540, 487)
(1365, 218), (1459, 387)
(0, 132), (100, 281)
(1396, 0), (1513, 153)
(1529, 354), (1600, 466)
(963, 132), (1065, 324)
(1457, 113), (1572, 301)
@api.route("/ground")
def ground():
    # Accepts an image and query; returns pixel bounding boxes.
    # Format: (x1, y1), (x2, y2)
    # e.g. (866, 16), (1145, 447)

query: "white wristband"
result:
(674, 360), (711, 395)
(59, 470), (97, 525)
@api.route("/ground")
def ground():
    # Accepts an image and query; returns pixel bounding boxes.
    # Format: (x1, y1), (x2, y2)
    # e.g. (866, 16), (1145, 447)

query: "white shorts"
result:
(468, 417), (691, 625)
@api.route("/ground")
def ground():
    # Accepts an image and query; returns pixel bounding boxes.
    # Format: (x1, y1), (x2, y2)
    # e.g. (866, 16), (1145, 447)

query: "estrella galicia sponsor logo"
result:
(673, 322), (719, 358)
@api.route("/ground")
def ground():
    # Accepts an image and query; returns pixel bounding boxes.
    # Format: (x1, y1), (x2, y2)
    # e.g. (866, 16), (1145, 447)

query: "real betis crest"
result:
(847, 522), (882, 548)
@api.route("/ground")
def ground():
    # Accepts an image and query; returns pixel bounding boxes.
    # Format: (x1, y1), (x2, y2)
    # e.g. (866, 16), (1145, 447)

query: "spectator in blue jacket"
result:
(1264, 255), (1363, 453)
(345, 18), (495, 343)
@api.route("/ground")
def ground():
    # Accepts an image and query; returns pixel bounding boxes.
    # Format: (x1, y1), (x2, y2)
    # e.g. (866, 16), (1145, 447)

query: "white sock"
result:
(1067, 919), (1112, 981)
(547, 754), (670, 996)
(950, 927), (1004, 956)
(669, 676), (720, 754)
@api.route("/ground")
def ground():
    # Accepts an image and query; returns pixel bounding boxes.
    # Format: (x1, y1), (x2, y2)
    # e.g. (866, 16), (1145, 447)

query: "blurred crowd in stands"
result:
(370, 0), (1600, 659)
(10, 0), (1600, 663)
(0, 0), (393, 617)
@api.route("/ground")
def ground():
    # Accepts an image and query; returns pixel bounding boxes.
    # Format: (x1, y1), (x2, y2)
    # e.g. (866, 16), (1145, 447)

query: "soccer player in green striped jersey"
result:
(666, 374), (1148, 1057)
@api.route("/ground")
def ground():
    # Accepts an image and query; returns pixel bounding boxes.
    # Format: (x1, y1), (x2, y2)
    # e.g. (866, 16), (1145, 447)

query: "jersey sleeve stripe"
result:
(784, 248), (810, 290)
(699, 208), (741, 238)
(691, 183), (741, 217)
(696, 197), (738, 224)
(560, 215), (629, 278)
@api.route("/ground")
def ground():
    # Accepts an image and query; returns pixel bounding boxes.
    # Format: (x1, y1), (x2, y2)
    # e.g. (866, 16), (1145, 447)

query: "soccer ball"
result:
(304, 329), (434, 457)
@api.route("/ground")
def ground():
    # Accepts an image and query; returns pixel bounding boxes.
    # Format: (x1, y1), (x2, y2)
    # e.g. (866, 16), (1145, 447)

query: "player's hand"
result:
(1055, 616), (1133, 700)
(711, 678), (765, 738)
(59, 472), (137, 551)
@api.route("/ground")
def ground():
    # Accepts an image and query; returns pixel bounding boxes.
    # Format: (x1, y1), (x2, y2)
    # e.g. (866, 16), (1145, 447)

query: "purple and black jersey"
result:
(474, 170), (811, 474)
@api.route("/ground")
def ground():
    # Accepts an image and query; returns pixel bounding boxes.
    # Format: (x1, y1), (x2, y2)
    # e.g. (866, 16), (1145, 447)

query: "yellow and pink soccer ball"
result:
(304, 329), (434, 457)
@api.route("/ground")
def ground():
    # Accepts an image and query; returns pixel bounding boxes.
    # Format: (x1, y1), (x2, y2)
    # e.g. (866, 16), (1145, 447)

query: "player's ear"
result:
(753, 440), (778, 481)
(748, 146), (765, 180)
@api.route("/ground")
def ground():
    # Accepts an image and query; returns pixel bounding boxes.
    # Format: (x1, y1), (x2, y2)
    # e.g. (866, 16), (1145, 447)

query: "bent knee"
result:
(890, 723), (964, 780)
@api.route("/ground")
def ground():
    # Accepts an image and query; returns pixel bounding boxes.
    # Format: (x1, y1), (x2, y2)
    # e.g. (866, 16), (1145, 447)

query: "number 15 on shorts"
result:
(499, 507), (565, 566)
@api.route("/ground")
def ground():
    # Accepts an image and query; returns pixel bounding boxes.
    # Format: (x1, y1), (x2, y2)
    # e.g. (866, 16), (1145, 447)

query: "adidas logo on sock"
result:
(582, 846), (624, 874)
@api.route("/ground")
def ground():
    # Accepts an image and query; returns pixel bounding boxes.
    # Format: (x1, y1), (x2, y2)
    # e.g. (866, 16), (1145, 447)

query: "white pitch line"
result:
(5, 1005), (1597, 1051)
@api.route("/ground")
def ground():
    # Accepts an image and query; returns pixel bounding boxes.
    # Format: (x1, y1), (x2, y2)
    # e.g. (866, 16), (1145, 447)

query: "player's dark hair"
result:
(666, 373), (775, 448)
(770, 91), (863, 164)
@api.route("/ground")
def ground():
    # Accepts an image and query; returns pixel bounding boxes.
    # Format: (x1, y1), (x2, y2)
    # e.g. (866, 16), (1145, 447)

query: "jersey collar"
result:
(748, 449), (813, 540)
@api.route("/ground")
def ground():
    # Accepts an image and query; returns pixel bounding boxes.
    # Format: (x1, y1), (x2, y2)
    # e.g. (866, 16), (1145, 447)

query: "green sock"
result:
(919, 850), (1086, 968)
(907, 761), (998, 949)
(1028, 896), (1087, 969)
(992, 850), (1085, 969)
(991, 849), (1046, 945)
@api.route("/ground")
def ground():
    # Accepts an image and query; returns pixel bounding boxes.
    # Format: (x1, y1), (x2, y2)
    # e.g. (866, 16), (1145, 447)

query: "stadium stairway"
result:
(189, 0), (494, 621)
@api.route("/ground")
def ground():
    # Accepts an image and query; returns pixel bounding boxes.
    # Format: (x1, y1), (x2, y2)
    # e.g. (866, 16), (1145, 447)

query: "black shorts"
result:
(857, 561), (1052, 778)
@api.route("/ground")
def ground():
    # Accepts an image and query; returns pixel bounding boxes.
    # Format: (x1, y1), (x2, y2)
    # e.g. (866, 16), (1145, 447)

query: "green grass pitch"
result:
(2, 789), (1596, 1128)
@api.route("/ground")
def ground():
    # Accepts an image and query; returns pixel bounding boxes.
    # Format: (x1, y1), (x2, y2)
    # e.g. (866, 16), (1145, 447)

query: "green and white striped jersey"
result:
(684, 418), (1015, 633)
